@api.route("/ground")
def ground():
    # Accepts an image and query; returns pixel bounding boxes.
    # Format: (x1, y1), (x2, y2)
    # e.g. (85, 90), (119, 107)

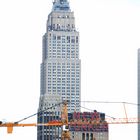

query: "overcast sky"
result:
(0, 0), (140, 139)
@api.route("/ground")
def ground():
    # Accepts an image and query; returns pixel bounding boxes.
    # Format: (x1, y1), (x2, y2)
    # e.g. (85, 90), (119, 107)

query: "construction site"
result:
(0, 100), (138, 140)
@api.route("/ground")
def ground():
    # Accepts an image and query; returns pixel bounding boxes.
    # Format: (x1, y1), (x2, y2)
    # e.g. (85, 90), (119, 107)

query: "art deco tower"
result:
(37, 0), (81, 139)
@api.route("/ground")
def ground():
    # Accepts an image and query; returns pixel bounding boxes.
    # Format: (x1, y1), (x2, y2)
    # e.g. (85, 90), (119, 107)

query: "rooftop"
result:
(52, 0), (71, 11)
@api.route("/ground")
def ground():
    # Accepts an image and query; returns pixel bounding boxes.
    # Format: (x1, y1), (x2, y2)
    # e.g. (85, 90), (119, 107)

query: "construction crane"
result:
(0, 101), (70, 140)
(0, 100), (138, 139)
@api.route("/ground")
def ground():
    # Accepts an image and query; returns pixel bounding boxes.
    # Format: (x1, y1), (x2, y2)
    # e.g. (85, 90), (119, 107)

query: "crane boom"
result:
(0, 122), (63, 133)
(0, 101), (70, 140)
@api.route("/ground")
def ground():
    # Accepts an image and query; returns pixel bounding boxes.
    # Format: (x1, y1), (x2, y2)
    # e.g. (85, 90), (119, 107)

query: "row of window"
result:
(48, 51), (79, 56)
(48, 69), (79, 72)
(48, 66), (80, 69)
(48, 83), (79, 86)
(47, 66), (80, 69)
(47, 80), (79, 84)
(48, 74), (79, 77)
(51, 35), (79, 43)
(48, 86), (80, 90)
(48, 71), (80, 74)
(47, 90), (80, 93)
(48, 62), (80, 66)
(48, 55), (78, 59)
(48, 23), (75, 31)
(50, 44), (79, 48)
(49, 48), (78, 52)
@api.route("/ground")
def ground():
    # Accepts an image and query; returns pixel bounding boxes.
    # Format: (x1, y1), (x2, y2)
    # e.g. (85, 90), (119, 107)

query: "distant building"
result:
(69, 111), (109, 140)
(138, 49), (140, 140)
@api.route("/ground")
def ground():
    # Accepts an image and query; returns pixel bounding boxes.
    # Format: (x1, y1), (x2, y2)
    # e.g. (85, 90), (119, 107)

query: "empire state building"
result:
(37, 0), (81, 139)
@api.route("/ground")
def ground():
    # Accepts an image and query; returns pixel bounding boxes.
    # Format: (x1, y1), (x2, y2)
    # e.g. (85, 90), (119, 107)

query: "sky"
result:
(0, 0), (140, 139)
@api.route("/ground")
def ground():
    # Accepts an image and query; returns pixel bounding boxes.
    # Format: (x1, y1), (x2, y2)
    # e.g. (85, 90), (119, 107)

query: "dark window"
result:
(67, 36), (70, 43)
(76, 36), (79, 43)
(57, 36), (61, 40)
(52, 24), (55, 30)
(71, 38), (75, 43)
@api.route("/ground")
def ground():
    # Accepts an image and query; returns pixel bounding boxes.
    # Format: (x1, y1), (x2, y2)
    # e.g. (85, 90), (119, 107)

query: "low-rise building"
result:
(69, 111), (109, 140)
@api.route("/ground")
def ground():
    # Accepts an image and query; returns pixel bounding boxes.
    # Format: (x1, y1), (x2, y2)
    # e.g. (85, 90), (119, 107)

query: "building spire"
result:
(52, 0), (70, 11)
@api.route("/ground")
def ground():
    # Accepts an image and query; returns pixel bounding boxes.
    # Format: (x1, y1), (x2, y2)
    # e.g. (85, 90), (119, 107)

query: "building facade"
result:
(69, 111), (109, 140)
(138, 49), (140, 140)
(37, 0), (81, 139)
(37, 1), (109, 140)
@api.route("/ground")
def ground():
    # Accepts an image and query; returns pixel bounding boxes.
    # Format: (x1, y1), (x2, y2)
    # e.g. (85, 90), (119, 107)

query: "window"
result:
(62, 49), (65, 52)
(57, 71), (61, 74)
(67, 24), (70, 30)
(57, 36), (61, 40)
(76, 36), (79, 43)
(52, 24), (55, 30)
(62, 38), (65, 43)
(71, 38), (75, 43)
(53, 35), (56, 40)
(67, 36), (70, 43)
(57, 24), (60, 30)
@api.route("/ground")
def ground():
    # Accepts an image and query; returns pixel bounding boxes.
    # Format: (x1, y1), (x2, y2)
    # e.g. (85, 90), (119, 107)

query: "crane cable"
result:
(74, 103), (116, 119)
(13, 100), (138, 124)
(14, 101), (64, 124)
(80, 101), (138, 106)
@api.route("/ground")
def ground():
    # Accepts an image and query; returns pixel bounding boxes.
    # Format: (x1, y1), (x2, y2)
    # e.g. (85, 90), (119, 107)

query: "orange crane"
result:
(0, 101), (138, 139)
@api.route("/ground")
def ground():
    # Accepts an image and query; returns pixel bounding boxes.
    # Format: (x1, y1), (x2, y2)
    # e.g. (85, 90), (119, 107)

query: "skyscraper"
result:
(37, 0), (81, 139)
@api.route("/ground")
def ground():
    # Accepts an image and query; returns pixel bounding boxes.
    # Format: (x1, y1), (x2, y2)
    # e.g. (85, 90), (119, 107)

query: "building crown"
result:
(52, 0), (70, 11)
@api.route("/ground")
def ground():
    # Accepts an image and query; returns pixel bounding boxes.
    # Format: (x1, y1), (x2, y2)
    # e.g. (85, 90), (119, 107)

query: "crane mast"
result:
(61, 101), (70, 140)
